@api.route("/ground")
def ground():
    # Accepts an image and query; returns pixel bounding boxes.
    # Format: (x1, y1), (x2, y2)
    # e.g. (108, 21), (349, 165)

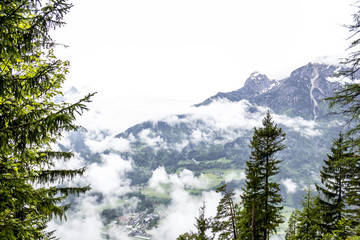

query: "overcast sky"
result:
(53, 0), (355, 134)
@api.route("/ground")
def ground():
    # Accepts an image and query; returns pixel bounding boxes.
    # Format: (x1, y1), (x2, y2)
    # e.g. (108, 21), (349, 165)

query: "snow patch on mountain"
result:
(260, 81), (279, 94)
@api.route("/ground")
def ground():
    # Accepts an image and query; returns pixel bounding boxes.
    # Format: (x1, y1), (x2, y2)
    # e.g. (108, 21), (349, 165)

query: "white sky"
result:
(53, 0), (355, 134)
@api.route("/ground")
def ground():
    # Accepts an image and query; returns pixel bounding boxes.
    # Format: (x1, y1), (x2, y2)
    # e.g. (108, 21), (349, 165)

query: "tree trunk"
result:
(252, 203), (255, 240)
(264, 155), (269, 240)
(228, 198), (237, 239)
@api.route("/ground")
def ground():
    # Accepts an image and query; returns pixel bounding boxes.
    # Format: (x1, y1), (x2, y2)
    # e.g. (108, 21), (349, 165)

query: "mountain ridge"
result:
(196, 63), (346, 120)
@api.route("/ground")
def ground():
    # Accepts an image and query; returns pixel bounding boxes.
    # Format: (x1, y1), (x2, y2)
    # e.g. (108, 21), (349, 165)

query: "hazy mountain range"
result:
(99, 62), (348, 186)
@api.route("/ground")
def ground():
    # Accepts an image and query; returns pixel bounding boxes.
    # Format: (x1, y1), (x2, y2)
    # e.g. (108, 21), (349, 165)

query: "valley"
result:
(56, 62), (353, 239)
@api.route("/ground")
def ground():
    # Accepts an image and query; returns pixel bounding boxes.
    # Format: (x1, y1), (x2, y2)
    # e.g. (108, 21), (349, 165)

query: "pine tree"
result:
(212, 184), (238, 240)
(177, 233), (197, 240)
(285, 210), (299, 240)
(295, 186), (321, 239)
(326, 3), (360, 231)
(194, 203), (214, 240)
(322, 218), (357, 240)
(316, 133), (352, 235)
(239, 111), (285, 240)
(237, 159), (263, 240)
(345, 154), (360, 231)
(177, 202), (213, 240)
(0, 1), (93, 239)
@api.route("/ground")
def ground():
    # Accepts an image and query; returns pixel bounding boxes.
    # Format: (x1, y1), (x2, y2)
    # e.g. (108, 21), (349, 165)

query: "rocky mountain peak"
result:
(244, 72), (268, 85)
(289, 63), (338, 81)
(243, 72), (278, 97)
(196, 62), (348, 120)
(195, 71), (278, 107)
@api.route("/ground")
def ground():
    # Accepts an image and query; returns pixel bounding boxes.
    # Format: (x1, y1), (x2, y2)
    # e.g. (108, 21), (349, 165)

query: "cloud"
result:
(48, 153), (135, 239)
(190, 128), (211, 143)
(282, 178), (298, 193)
(151, 189), (221, 240)
(149, 166), (209, 193)
(85, 136), (131, 154)
(172, 140), (190, 152)
(273, 114), (322, 138)
(47, 194), (135, 240)
(147, 167), (226, 239)
(138, 128), (168, 151)
(47, 196), (105, 240)
(224, 171), (246, 183)
(189, 100), (265, 132)
(148, 166), (170, 193)
(160, 100), (323, 146)
(171, 169), (209, 189)
(85, 154), (133, 197)
(155, 100), (266, 146)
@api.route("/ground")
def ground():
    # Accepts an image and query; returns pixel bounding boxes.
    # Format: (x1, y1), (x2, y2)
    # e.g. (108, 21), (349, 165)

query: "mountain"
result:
(195, 71), (279, 106)
(59, 62), (357, 239)
(65, 62), (353, 192)
(69, 63), (353, 189)
(196, 63), (344, 120)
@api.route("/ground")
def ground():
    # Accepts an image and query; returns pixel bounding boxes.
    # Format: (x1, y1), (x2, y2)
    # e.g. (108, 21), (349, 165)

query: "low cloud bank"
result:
(47, 153), (134, 240)
(149, 166), (209, 191)
(79, 100), (326, 157)
(282, 178), (298, 193)
(148, 167), (222, 240)
(47, 99), (327, 239)
(152, 189), (221, 240)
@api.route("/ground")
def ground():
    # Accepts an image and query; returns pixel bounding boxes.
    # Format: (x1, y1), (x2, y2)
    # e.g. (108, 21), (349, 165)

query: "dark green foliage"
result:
(345, 154), (360, 228)
(239, 111), (285, 240)
(0, 1), (93, 239)
(295, 187), (321, 239)
(322, 218), (358, 240)
(284, 210), (299, 240)
(337, 4), (360, 79)
(193, 203), (214, 240)
(212, 185), (238, 240)
(325, 2), (360, 233)
(316, 133), (352, 234)
(177, 233), (197, 240)
(284, 187), (322, 240)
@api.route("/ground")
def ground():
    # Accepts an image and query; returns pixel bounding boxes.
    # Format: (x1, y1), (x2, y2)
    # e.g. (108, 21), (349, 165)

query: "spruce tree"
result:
(285, 210), (299, 240)
(238, 158), (263, 240)
(295, 186), (321, 239)
(345, 154), (360, 231)
(177, 202), (213, 240)
(316, 133), (352, 234)
(326, 3), (360, 231)
(239, 111), (285, 240)
(0, 1), (93, 239)
(194, 203), (214, 240)
(212, 184), (238, 240)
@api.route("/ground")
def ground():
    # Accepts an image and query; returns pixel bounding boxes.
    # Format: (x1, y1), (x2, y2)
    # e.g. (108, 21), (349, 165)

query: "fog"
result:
(46, 98), (323, 239)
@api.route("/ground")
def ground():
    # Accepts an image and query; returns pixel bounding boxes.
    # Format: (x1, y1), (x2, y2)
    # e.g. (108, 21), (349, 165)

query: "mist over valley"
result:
(49, 63), (351, 239)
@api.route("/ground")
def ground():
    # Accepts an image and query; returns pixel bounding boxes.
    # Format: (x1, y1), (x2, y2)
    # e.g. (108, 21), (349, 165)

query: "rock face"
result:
(196, 63), (345, 120)
(195, 72), (278, 107)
